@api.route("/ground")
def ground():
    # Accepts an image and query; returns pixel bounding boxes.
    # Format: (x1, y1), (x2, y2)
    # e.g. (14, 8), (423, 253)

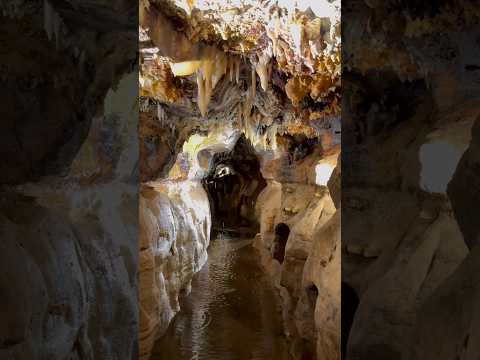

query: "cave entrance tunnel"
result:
(341, 282), (360, 360)
(202, 134), (267, 237)
(273, 223), (290, 264)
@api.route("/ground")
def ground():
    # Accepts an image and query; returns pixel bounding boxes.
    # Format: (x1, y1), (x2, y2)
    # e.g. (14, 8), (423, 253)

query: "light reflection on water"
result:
(151, 234), (291, 360)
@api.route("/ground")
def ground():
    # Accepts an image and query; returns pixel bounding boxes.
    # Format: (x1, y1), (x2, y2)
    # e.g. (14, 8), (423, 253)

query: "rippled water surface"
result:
(151, 234), (291, 360)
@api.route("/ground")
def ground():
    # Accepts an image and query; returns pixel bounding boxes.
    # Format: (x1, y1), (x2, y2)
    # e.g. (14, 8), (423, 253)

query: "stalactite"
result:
(197, 71), (207, 117)
(270, 124), (278, 150)
(211, 51), (227, 89)
(169, 47), (233, 116)
(251, 66), (256, 99)
(53, 12), (61, 50)
(235, 58), (240, 84)
(157, 104), (166, 126)
(170, 61), (202, 76)
(43, 0), (53, 41)
(267, 12), (281, 58)
(290, 22), (304, 54)
(229, 57), (234, 82)
(43, 0), (62, 50)
(78, 50), (85, 72)
(255, 52), (271, 92)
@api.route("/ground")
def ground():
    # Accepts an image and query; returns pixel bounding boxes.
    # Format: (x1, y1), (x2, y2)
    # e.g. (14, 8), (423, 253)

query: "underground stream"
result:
(150, 233), (291, 360)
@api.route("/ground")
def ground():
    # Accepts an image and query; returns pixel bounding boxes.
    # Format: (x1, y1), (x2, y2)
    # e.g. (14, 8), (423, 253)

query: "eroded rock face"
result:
(411, 246), (480, 360)
(254, 147), (340, 359)
(139, 181), (211, 360)
(301, 211), (341, 360)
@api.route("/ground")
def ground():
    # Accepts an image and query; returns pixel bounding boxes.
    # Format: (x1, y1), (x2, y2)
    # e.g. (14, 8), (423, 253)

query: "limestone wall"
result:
(139, 180), (211, 360)
(254, 149), (340, 359)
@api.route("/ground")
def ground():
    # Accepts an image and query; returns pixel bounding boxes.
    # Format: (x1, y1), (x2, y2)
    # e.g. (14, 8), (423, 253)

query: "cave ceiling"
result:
(139, 0), (341, 156)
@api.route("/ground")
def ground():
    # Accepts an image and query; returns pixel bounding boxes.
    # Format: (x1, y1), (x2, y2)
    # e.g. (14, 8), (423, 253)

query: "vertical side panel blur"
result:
(0, 1), (139, 359)
(342, 1), (480, 359)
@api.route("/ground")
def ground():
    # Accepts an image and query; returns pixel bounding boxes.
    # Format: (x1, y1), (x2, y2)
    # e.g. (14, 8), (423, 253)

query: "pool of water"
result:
(151, 234), (291, 360)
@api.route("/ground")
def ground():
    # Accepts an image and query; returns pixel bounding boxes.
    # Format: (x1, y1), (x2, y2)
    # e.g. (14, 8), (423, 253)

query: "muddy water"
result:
(151, 234), (291, 360)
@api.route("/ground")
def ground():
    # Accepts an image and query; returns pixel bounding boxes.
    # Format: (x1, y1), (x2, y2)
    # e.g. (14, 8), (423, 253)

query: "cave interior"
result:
(203, 134), (266, 237)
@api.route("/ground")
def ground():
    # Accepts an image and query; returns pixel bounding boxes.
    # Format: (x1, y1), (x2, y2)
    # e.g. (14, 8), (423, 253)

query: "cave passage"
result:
(273, 223), (290, 264)
(203, 134), (266, 237)
(151, 234), (291, 360)
(341, 282), (359, 360)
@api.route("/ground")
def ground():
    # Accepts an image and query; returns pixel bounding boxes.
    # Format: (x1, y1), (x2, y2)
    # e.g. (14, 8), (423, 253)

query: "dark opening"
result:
(306, 284), (319, 308)
(297, 283), (319, 360)
(277, 133), (319, 164)
(202, 134), (266, 237)
(301, 338), (315, 360)
(341, 282), (359, 360)
(273, 223), (290, 264)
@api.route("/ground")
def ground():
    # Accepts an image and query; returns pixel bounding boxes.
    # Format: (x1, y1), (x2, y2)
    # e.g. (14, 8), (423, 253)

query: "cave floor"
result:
(151, 234), (291, 360)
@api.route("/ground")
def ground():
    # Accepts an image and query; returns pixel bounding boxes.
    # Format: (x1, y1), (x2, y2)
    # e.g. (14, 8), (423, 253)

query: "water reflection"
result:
(151, 234), (291, 360)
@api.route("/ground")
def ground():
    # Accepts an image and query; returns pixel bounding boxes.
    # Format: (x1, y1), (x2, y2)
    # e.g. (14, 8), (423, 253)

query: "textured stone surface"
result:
(139, 181), (211, 360)
(254, 147), (340, 359)
(301, 211), (341, 360)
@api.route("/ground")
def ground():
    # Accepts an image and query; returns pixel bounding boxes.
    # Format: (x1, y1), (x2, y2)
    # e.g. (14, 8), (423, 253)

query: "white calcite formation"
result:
(139, 180), (211, 360)
(139, 127), (246, 359)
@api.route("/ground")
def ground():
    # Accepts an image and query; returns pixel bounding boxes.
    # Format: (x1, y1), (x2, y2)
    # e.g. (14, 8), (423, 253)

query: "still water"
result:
(151, 234), (291, 360)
